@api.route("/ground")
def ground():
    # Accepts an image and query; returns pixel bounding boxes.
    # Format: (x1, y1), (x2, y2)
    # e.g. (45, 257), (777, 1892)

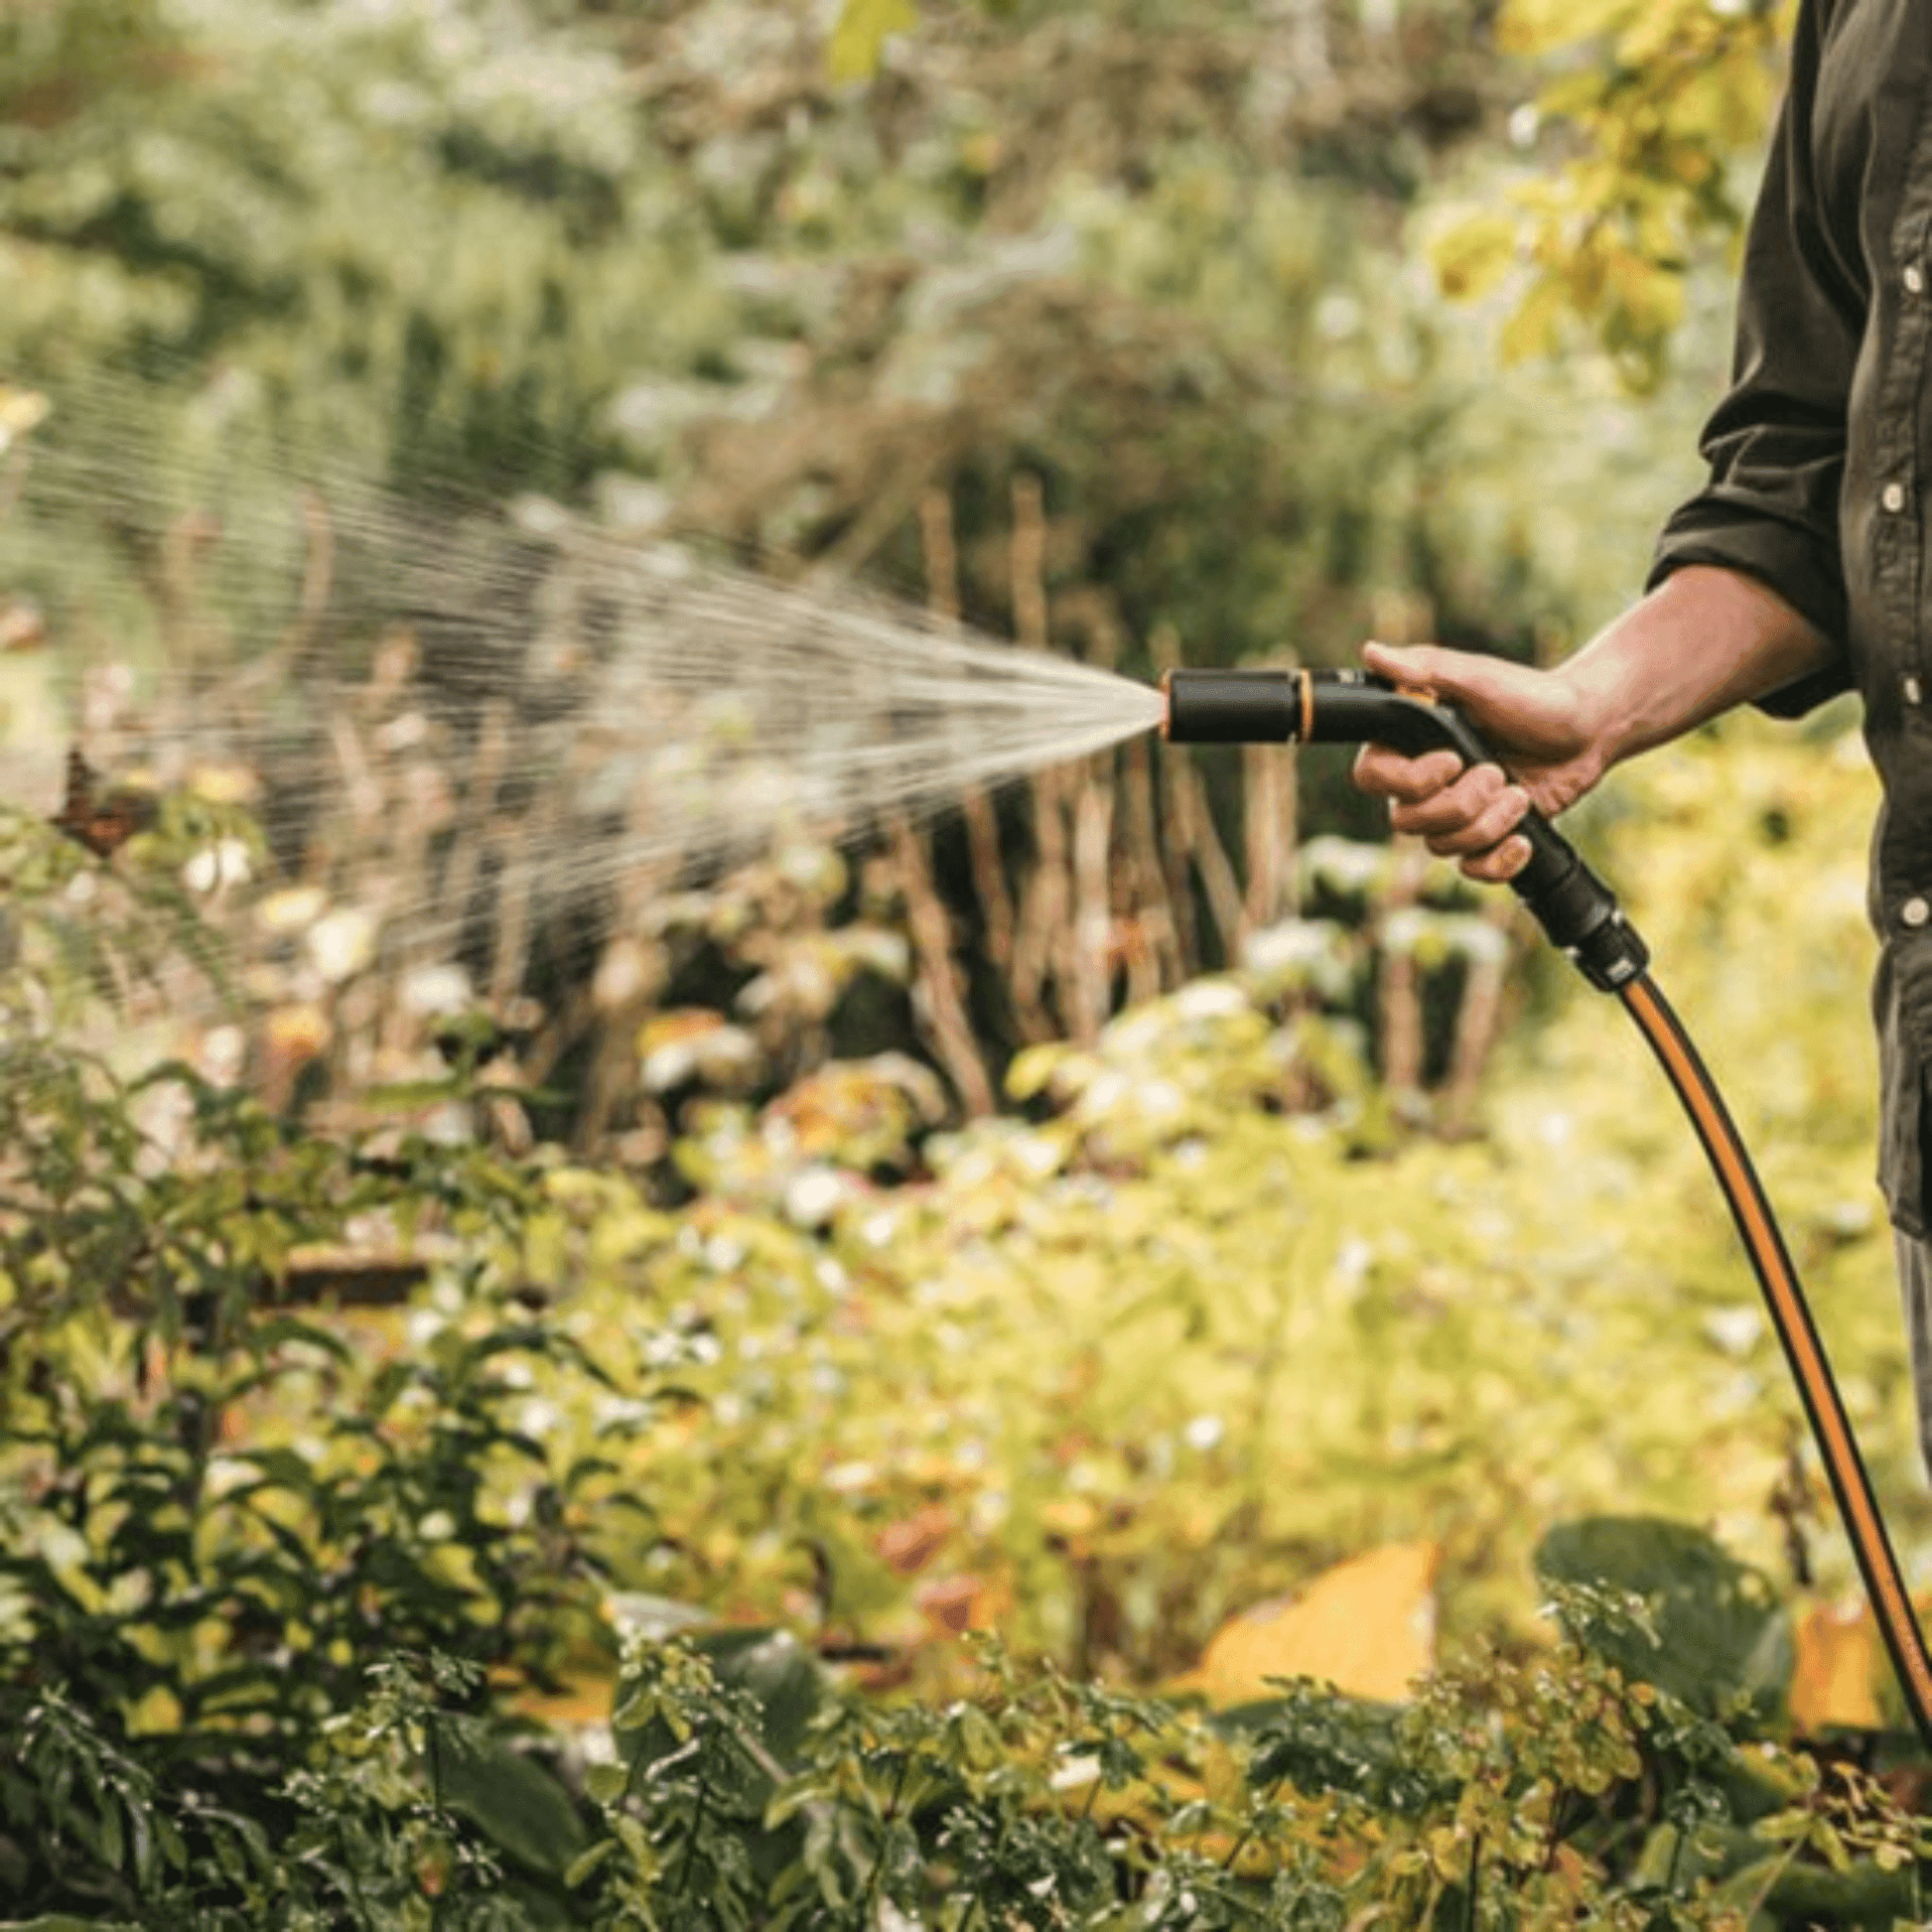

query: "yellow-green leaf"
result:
(828, 0), (917, 81)
(1429, 209), (1521, 302)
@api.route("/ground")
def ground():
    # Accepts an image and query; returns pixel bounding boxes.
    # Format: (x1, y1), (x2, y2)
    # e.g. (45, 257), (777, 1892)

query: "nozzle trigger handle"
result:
(1308, 670), (1648, 993)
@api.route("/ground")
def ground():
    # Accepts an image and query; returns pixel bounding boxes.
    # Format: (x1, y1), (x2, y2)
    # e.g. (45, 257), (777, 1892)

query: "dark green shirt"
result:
(1651, 0), (1932, 1235)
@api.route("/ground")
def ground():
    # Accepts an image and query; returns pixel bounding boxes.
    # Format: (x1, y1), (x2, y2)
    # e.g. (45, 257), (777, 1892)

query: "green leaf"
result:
(431, 1716), (589, 1877)
(0, 1922), (142, 1931)
(1709, 1848), (1921, 1916)
(827, 0), (917, 81)
(694, 1627), (829, 1769)
(1535, 1516), (1793, 1722)
(1429, 209), (1519, 302)
(563, 1837), (622, 1887)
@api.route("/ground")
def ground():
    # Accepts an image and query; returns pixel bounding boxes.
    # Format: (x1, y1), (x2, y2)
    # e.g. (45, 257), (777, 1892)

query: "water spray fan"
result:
(1164, 664), (1932, 1747)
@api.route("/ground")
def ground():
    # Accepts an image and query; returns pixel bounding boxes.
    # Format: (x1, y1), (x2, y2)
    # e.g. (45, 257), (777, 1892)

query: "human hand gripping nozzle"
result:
(1161, 666), (1649, 994)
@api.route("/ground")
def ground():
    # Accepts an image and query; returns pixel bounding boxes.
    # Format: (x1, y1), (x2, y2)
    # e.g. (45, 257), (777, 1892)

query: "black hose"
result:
(1618, 973), (1932, 1745)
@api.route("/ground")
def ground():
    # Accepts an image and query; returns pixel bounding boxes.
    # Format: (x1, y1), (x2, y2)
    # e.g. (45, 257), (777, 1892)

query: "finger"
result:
(1362, 639), (1554, 754)
(1414, 781), (1532, 860)
(1361, 638), (1446, 692)
(1389, 762), (1510, 843)
(1363, 636), (1515, 707)
(1351, 743), (1464, 803)
(1460, 833), (1533, 886)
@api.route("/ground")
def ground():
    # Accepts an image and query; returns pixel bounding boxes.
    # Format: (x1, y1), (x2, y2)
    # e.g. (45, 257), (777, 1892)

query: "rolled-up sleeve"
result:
(1648, 0), (1859, 716)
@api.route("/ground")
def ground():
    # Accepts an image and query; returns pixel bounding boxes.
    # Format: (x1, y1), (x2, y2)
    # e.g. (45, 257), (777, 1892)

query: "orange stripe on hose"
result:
(1620, 974), (1932, 1734)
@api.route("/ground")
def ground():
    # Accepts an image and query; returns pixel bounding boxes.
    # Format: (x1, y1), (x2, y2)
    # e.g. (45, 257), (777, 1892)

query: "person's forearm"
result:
(1559, 564), (1839, 770)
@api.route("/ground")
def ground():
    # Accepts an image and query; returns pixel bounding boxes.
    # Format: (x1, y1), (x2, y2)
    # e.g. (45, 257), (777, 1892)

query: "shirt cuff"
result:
(1647, 502), (1852, 718)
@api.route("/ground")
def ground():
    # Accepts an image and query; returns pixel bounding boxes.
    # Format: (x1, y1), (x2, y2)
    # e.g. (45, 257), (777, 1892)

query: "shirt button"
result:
(1884, 481), (1909, 513)
(1909, 264), (1927, 296)
(1904, 897), (1932, 929)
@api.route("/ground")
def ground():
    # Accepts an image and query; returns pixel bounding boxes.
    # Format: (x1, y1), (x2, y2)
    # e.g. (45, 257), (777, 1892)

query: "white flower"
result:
(517, 1398), (562, 1441)
(256, 886), (329, 935)
(1703, 1308), (1763, 1359)
(784, 1168), (848, 1228)
(1173, 979), (1248, 1022)
(400, 964), (471, 1017)
(307, 908), (377, 984)
(1182, 1414), (1225, 1452)
(183, 837), (253, 895)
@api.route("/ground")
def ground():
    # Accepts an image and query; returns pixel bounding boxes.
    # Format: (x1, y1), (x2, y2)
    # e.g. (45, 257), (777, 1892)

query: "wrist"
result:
(1554, 566), (1834, 773)
(1547, 645), (1638, 778)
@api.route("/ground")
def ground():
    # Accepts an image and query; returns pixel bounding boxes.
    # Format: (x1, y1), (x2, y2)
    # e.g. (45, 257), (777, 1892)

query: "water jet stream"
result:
(0, 368), (1170, 1046)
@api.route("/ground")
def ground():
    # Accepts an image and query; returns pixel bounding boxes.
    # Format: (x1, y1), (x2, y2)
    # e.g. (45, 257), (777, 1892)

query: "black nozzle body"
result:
(1162, 667), (1302, 743)
(1161, 666), (1648, 994)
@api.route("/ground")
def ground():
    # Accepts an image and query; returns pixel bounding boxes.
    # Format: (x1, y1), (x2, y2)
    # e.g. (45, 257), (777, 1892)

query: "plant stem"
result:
(1221, 1775), (1287, 1872)
(674, 1768), (712, 1908)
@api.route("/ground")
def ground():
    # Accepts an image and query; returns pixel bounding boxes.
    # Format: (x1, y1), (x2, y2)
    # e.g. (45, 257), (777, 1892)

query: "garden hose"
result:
(1163, 665), (1932, 1748)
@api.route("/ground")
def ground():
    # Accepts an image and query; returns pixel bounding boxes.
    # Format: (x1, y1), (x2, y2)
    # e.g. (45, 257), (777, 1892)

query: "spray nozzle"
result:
(1161, 666), (1648, 994)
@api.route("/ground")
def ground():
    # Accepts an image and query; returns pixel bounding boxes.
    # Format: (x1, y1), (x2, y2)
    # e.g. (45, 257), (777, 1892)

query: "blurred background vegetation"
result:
(15, 0), (1932, 1923)
(0, 0), (1773, 1122)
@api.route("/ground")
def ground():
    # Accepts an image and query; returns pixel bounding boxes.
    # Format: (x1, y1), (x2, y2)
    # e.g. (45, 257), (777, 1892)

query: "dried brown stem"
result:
(488, 800), (543, 1012)
(436, 699), (510, 967)
(1009, 474), (1064, 1039)
(920, 486), (1016, 973)
(892, 815), (995, 1116)
(1440, 898), (1521, 1135)
(1067, 766), (1113, 1044)
(328, 713), (382, 828)
(1182, 757), (1248, 965)
(1008, 473), (1051, 651)
(1242, 738), (1298, 927)
(1009, 769), (1066, 1041)
(1150, 626), (1201, 977)
(1118, 730), (1176, 1001)
(1375, 848), (1428, 1101)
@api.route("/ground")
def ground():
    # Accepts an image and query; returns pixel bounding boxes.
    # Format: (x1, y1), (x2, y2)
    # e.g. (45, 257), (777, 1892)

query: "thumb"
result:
(1361, 639), (1588, 782)
(1361, 639), (1512, 707)
(1361, 639), (1546, 729)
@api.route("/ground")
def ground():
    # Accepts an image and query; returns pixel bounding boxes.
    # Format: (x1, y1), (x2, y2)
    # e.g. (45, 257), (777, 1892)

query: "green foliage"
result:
(5, 700), (1932, 1923)
(570, 1617), (1932, 1925)
(0, 0), (173, 127)
(0, 0), (1706, 694)
(0, 0), (1741, 1120)
(529, 712), (1905, 1681)
(0, 829), (617, 1916)
(1537, 1518), (1794, 1725)
(4, 8), (1929, 1925)
(1437, 0), (1793, 382)
(0, 0), (722, 497)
